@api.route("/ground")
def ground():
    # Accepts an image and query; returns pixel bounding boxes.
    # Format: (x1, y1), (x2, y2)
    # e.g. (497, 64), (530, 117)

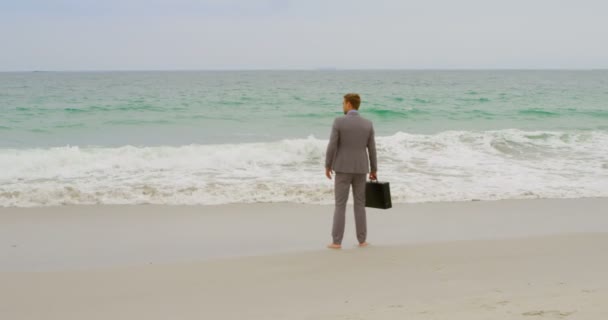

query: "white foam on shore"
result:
(1, 129), (607, 207)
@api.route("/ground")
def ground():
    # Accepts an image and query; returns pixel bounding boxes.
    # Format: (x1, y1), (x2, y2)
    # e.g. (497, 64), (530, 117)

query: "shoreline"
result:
(2, 194), (608, 209)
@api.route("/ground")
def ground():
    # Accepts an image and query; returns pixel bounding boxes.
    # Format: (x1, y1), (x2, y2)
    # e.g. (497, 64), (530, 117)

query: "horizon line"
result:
(1, 67), (607, 73)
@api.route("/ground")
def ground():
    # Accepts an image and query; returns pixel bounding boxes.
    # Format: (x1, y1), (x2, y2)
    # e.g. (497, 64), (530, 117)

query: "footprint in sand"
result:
(522, 310), (576, 317)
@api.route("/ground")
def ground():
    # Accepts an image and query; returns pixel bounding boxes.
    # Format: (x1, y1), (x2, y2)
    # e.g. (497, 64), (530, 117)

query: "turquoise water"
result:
(1, 71), (607, 206)
(1, 70), (607, 147)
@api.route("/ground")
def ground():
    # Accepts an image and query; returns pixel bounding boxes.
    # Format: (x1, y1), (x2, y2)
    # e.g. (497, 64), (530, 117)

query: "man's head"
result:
(343, 93), (361, 114)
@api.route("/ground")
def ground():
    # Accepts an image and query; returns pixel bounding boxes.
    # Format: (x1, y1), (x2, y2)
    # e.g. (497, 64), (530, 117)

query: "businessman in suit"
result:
(325, 93), (377, 249)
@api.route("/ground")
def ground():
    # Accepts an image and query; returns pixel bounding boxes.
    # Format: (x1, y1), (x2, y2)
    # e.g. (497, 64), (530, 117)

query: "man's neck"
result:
(347, 109), (359, 115)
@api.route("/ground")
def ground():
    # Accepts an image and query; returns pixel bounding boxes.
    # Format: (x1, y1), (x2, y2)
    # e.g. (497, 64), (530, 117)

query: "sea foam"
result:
(1, 129), (607, 207)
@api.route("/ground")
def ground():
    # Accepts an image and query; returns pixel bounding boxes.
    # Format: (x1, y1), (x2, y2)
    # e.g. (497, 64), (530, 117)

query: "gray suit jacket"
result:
(325, 112), (377, 174)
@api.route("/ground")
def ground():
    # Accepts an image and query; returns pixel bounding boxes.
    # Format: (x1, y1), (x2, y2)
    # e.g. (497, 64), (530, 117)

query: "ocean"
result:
(1, 70), (607, 207)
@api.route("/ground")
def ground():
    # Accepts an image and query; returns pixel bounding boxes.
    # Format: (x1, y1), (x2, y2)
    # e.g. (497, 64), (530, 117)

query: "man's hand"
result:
(325, 168), (334, 180)
(369, 171), (377, 181)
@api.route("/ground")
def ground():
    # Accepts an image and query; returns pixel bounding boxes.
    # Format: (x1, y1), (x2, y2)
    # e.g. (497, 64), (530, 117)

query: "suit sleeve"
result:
(325, 119), (339, 169)
(367, 124), (377, 173)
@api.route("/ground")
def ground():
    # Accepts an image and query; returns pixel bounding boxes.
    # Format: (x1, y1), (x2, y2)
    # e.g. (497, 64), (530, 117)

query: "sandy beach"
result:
(3, 1), (608, 318)
(1, 198), (607, 319)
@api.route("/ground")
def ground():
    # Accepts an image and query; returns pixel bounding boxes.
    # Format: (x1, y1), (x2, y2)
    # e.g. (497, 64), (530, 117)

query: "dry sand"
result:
(1, 198), (607, 319)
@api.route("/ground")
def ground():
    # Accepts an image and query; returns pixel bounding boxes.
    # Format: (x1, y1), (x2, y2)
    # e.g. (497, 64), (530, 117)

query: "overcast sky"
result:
(1, 0), (607, 71)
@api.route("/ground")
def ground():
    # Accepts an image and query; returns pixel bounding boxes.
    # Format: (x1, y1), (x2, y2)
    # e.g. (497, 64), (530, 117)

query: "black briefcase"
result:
(365, 180), (392, 209)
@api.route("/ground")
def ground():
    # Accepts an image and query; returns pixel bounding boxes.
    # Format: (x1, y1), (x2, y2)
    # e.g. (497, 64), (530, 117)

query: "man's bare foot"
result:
(327, 243), (342, 249)
(358, 242), (369, 247)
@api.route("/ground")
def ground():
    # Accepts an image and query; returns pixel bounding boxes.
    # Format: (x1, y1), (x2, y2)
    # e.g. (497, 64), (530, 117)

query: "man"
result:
(325, 93), (377, 249)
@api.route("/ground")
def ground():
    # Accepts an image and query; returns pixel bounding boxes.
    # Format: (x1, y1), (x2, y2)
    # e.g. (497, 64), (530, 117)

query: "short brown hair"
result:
(343, 93), (361, 110)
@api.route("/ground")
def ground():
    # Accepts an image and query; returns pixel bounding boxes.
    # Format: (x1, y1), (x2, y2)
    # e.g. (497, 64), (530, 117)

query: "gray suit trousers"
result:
(332, 172), (367, 245)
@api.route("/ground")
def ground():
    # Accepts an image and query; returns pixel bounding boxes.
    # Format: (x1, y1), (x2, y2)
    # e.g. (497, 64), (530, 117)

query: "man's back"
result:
(325, 111), (377, 174)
